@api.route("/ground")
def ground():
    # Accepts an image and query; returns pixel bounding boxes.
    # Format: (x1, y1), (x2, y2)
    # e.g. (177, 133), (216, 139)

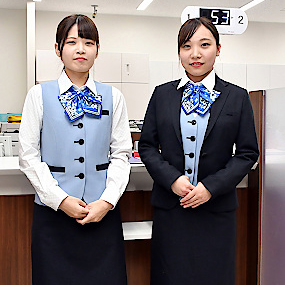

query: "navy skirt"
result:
(151, 204), (236, 285)
(32, 203), (127, 285)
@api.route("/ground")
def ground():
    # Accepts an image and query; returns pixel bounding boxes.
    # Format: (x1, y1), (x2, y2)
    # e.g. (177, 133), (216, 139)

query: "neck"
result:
(65, 69), (89, 88)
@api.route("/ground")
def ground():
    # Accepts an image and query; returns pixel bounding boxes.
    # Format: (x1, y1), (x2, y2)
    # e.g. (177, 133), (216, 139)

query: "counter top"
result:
(0, 157), (250, 195)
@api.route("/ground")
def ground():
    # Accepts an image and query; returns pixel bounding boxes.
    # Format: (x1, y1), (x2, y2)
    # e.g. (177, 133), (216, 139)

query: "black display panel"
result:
(200, 8), (231, 25)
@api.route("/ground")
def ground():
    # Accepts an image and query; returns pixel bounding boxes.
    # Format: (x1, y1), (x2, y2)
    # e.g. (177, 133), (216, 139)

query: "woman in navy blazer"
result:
(139, 17), (259, 285)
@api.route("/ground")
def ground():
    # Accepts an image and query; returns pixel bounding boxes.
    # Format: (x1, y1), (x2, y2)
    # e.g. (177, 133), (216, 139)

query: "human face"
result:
(179, 24), (221, 82)
(55, 24), (98, 78)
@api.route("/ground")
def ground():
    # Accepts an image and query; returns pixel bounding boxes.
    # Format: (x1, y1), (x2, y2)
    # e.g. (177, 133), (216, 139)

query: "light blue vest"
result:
(35, 80), (113, 206)
(180, 111), (210, 186)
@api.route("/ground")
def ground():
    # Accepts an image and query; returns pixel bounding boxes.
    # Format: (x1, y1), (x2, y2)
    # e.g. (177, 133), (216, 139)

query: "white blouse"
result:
(19, 72), (132, 211)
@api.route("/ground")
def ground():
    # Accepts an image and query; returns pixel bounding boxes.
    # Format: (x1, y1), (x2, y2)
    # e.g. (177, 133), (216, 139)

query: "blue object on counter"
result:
(0, 113), (22, 122)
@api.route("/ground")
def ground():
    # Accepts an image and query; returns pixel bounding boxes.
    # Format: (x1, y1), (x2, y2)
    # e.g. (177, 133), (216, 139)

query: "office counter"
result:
(0, 157), (257, 285)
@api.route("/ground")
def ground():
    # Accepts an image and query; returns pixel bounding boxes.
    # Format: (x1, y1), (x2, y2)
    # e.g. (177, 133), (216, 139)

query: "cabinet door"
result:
(36, 50), (63, 82)
(149, 61), (172, 95)
(269, 65), (285, 89)
(122, 54), (149, 83)
(121, 83), (150, 120)
(223, 63), (247, 89)
(247, 64), (270, 91)
(93, 52), (121, 83)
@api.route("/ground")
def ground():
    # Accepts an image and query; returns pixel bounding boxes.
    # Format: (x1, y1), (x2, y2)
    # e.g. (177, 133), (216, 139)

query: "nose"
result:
(76, 41), (85, 54)
(191, 46), (201, 59)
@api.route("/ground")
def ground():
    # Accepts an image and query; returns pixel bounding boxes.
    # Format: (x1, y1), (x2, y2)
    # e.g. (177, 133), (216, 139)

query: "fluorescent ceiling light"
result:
(33, 0), (42, 2)
(137, 0), (153, 11)
(240, 0), (265, 11)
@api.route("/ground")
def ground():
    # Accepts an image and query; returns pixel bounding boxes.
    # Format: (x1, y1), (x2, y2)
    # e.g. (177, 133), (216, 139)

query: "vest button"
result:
(78, 173), (85, 179)
(189, 152), (194, 158)
(79, 139), (84, 145)
(78, 123), (83, 129)
(79, 157), (85, 163)
(187, 169), (192, 174)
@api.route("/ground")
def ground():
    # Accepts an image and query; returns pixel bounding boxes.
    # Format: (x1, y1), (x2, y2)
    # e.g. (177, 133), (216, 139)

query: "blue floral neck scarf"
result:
(181, 81), (220, 116)
(58, 86), (102, 122)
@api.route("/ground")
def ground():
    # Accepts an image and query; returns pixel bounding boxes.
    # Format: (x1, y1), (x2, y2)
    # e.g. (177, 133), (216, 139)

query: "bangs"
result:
(76, 16), (98, 42)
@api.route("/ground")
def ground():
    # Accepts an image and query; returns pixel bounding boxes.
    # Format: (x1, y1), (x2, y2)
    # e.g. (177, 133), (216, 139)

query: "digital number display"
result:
(200, 8), (231, 26)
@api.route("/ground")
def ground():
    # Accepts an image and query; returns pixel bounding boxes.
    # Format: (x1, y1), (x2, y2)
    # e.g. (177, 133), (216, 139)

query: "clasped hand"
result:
(171, 175), (212, 208)
(59, 196), (112, 225)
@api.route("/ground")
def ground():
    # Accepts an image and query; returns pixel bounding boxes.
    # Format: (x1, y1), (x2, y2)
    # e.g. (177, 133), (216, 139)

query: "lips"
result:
(75, 57), (87, 61)
(190, 62), (203, 66)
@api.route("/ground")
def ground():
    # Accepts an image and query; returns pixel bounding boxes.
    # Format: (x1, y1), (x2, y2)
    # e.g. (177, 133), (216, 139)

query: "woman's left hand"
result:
(76, 200), (113, 225)
(179, 182), (212, 208)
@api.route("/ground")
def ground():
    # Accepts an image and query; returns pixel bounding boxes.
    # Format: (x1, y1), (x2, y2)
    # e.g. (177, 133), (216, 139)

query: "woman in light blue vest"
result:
(19, 14), (132, 285)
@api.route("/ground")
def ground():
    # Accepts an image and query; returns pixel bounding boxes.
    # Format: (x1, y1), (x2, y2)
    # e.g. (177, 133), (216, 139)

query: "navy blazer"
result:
(139, 75), (259, 212)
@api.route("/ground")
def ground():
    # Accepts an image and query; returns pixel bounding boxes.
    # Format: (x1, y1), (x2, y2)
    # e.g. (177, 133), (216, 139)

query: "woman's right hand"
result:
(171, 175), (194, 197)
(59, 196), (89, 219)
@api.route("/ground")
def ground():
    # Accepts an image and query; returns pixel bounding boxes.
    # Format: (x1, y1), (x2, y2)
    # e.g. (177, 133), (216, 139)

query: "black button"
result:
(79, 157), (85, 163)
(189, 153), (194, 158)
(79, 139), (84, 145)
(186, 169), (192, 174)
(78, 123), (83, 129)
(189, 136), (195, 141)
(76, 173), (85, 179)
(188, 120), (197, 125)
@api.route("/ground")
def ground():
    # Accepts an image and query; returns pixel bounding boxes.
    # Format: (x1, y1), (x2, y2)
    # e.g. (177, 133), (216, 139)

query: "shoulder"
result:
(216, 76), (247, 94)
(26, 84), (43, 102)
(154, 79), (181, 92)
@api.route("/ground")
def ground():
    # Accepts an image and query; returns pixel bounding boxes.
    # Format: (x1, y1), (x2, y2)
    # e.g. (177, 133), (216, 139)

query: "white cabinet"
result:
(121, 53), (149, 83)
(36, 50), (63, 82)
(149, 61), (173, 95)
(269, 65), (285, 89)
(247, 64), (270, 91)
(222, 63), (247, 89)
(93, 52), (121, 83)
(121, 83), (150, 120)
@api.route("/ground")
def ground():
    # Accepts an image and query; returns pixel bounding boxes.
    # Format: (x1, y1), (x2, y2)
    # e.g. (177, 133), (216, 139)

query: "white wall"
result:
(1, 9), (285, 114)
(36, 11), (285, 65)
(0, 9), (26, 113)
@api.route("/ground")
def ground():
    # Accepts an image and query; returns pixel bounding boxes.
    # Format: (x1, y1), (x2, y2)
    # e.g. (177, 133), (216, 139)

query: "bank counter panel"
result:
(0, 151), (259, 285)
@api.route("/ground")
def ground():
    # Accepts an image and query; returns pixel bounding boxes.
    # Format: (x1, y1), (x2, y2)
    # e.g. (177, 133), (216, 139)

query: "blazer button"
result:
(75, 173), (85, 179)
(189, 152), (194, 158)
(186, 169), (192, 174)
(79, 157), (85, 163)
(78, 123), (83, 129)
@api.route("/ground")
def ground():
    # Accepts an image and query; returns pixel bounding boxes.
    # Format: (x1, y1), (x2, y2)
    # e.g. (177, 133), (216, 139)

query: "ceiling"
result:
(1, 0), (285, 23)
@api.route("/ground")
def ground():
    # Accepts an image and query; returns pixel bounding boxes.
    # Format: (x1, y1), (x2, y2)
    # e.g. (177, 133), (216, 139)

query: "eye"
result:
(182, 44), (191, 49)
(201, 42), (210, 47)
(85, 41), (95, 46)
(66, 40), (76, 45)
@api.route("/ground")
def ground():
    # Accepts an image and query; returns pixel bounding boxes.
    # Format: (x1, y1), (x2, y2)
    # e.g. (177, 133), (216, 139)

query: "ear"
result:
(216, 44), (221, 57)
(55, 43), (61, 58)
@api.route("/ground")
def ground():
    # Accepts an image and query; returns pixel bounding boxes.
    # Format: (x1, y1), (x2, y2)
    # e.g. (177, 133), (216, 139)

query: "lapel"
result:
(204, 75), (230, 140)
(170, 80), (183, 146)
